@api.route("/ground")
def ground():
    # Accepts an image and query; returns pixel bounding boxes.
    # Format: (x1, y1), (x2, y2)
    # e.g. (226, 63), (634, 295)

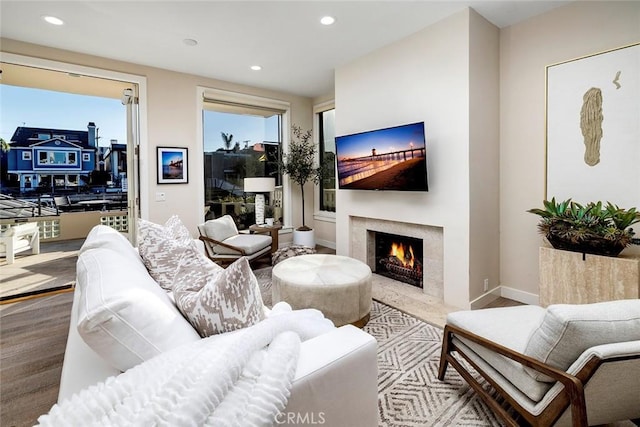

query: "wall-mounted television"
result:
(335, 121), (428, 191)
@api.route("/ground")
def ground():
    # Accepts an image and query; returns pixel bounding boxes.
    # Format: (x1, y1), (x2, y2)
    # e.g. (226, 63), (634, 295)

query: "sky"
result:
(203, 110), (280, 152)
(0, 83), (280, 150)
(0, 84), (127, 145)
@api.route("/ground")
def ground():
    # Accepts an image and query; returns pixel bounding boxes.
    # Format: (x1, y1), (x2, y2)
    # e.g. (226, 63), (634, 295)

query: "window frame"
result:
(196, 87), (292, 229)
(313, 100), (336, 222)
(22, 151), (32, 161)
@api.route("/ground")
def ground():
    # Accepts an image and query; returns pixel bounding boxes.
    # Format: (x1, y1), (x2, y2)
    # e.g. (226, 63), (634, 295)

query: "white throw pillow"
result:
(173, 246), (265, 337)
(138, 215), (196, 290)
(76, 247), (201, 372)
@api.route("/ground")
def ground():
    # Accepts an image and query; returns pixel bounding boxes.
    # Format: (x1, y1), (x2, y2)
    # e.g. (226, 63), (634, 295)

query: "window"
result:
(202, 106), (283, 229)
(318, 108), (336, 213)
(82, 153), (91, 162)
(22, 151), (31, 160)
(36, 150), (79, 165)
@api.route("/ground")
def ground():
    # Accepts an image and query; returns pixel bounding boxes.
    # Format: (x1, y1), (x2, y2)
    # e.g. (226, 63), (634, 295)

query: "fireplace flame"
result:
(390, 242), (415, 268)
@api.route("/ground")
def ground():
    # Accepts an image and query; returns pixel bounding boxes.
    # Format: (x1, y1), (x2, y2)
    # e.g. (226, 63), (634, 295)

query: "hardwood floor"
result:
(0, 292), (73, 427)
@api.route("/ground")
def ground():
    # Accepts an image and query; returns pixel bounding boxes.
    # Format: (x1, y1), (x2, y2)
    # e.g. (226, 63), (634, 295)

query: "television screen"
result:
(335, 122), (428, 191)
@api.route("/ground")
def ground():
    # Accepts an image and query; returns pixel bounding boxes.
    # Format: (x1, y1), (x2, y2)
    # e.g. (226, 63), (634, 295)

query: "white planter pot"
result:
(293, 229), (315, 248)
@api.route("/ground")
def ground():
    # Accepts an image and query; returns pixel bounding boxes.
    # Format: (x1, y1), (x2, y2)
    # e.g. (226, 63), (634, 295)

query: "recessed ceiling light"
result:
(250, 65), (262, 71)
(320, 16), (335, 26)
(42, 15), (64, 26)
(183, 38), (198, 46)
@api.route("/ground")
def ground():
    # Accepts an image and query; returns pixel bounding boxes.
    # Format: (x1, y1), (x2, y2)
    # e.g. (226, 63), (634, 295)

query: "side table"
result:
(249, 223), (282, 253)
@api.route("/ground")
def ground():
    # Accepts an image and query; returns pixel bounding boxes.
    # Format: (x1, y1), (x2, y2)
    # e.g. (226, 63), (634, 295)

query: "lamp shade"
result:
(243, 177), (275, 193)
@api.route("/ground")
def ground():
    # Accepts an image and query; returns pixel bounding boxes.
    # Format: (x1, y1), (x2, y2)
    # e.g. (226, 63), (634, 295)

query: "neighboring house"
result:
(103, 140), (127, 188)
(2, 122), (98, 192)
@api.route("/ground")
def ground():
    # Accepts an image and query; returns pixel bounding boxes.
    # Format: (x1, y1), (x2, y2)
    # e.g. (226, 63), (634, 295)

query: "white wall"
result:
(499, 1), (640, 299)
(335, 9), (500, 308)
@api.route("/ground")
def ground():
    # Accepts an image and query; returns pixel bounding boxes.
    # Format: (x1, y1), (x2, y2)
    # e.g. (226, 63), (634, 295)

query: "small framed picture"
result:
(157, 147), (188, 184)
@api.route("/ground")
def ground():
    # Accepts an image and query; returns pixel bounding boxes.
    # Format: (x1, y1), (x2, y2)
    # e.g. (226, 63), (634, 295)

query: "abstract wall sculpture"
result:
(546, 43), (639, 209)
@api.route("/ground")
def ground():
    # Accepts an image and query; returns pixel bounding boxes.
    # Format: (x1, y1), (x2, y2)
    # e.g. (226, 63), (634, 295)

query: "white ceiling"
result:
(0, 1), (571, 98)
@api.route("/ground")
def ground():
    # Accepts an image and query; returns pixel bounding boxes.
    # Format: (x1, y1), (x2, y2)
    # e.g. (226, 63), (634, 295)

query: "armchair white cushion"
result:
(439, 300), (640, 427)
(197, 215), (271, 265)
(0, 222), (40, 264)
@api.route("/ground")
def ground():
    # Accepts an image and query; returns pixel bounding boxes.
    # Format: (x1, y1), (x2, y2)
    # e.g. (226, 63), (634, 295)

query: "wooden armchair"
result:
(438, 300), (640, 427)
(197, 215), (271, 266)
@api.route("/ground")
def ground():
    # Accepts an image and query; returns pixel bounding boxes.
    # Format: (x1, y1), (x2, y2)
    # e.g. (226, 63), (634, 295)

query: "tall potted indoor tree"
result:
(280, 125), (327, 247)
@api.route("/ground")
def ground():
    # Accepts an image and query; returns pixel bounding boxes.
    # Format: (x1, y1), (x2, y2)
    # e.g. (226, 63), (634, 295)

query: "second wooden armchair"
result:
(197, 215), (272, 266)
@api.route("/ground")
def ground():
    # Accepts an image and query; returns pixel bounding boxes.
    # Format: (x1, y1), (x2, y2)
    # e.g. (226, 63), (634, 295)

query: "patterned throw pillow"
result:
(173, 246), (265, 337)
(138, 216), (197, 291)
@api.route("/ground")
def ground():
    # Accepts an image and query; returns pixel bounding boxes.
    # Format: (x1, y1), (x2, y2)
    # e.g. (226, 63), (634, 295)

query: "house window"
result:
(318, 108), (336, 213)
(83, 153), (91, 162)
(202, 104), (283, 229)
(22, 151), (32, 161)
(37, 150), (79, 165)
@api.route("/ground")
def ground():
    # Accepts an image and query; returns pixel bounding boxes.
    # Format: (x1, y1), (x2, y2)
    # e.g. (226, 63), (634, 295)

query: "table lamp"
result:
(243, 177), (275, 225)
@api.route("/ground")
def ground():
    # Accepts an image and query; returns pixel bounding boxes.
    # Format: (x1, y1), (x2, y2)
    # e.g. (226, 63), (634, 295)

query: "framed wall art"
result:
(157, 146), (188, 184)
(546, 42), (639, 209)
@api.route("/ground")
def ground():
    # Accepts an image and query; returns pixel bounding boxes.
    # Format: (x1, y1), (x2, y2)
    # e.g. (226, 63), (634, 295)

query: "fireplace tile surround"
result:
(349, 216), (444, 300)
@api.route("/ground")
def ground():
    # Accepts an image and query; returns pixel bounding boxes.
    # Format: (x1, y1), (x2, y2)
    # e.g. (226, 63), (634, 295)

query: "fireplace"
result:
(353, 216), (443, 299)
(374, 231), (423, 288)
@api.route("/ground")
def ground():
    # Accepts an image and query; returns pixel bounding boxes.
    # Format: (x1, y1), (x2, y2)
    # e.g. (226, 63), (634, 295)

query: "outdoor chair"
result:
(197, 214), (271, 266)
(0, 222), (41, 264)
(438, 299), (640, 427)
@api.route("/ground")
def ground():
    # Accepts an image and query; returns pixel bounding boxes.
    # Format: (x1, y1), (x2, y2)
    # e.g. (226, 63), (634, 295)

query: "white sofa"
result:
(58, 225), (379, 426)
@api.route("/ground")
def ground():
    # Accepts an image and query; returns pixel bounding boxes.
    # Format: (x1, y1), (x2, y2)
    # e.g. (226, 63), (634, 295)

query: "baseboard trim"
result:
(315, 238), (336, 250)
(470, 288), (501, 309)
(470, 286), (540, 308)
(499, 286), (540, 306)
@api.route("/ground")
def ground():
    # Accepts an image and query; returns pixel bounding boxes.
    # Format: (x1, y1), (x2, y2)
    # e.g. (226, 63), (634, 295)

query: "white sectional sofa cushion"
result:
(76, 227), (200, 372)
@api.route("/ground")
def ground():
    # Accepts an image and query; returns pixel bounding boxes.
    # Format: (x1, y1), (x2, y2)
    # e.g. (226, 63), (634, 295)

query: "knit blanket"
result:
(37, 303), (334, 427)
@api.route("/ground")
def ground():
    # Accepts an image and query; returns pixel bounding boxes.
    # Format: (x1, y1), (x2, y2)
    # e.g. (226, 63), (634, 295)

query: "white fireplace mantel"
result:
(349, 216), (444, 300)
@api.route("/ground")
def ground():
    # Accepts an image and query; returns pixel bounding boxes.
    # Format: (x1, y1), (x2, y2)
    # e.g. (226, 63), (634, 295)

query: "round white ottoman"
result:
(271, 254), (372, 327)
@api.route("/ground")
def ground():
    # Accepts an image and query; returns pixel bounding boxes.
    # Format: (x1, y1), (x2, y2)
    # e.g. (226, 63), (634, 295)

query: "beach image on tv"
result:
(335, 122), (427, 191)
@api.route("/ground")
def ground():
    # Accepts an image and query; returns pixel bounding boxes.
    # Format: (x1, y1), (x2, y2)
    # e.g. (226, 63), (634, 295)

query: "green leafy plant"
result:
(279, 125), (329, 231)
(527, 198), (640, 256)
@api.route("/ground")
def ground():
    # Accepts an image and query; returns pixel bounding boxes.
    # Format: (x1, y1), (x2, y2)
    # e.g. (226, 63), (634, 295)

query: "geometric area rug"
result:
(364, 301), (502, 427)
(254, 267), (502, 426)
